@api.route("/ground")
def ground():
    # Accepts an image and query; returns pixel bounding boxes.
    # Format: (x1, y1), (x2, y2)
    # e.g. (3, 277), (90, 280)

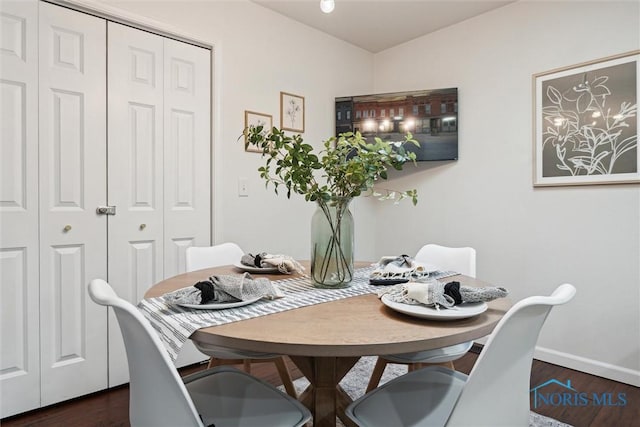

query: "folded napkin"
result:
(378, 280), (508, 309)
(370, 255), (431, 281)
(241, 252), (305, 274)
(163, 273), (283, 305)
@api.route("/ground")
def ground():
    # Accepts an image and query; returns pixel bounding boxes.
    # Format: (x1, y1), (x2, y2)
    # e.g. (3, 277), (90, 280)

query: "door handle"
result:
(96, 206), (116, 215)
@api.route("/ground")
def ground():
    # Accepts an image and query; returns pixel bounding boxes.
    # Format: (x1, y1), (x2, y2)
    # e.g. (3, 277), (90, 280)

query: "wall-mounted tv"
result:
(335, 88), (458, 161)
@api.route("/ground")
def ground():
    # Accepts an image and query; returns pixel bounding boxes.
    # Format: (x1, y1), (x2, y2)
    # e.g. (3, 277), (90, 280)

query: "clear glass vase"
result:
(310, 197), (354, 288)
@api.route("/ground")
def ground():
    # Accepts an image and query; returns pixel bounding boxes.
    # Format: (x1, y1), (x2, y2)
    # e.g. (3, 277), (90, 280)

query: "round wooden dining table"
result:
(144, 261), (511, 427)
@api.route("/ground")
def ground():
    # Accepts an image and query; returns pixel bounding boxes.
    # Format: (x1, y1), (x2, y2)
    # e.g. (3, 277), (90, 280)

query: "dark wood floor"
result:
(3, 347), (638, 426)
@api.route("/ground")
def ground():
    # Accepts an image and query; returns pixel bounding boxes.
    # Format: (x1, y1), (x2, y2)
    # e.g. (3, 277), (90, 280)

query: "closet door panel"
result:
(163, 39), (211, 368)
(163, 38), (211, 278)
(107, 22), (164, 386)
(0, 0), (41, 417)
(38, 2), (107, 405)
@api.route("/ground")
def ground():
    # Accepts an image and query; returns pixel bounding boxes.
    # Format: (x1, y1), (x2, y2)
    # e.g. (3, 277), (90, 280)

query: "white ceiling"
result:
(253, 0), (515, 53)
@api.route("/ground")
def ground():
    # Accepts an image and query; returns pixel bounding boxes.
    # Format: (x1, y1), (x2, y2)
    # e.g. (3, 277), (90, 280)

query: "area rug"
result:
(285, 356), (572, 427)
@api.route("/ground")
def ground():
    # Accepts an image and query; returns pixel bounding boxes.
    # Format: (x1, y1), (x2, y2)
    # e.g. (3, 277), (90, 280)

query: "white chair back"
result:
(415, 243), (476, 277)
(88, 279), (203, 427)
(185, 242), (244, 272)
(446, 284), (577, 426)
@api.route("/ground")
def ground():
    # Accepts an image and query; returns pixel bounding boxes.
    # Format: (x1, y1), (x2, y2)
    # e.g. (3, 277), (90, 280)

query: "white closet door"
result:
(163, 38), (211, 367)
(107, 22), (165, 386)
(38, 2), (108, 405)
(0, 0), (40, 417)
(163, 39), (211, 278)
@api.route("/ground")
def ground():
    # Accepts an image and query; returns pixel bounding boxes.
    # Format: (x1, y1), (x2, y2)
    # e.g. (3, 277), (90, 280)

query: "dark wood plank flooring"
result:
(2, 348), (638, 426)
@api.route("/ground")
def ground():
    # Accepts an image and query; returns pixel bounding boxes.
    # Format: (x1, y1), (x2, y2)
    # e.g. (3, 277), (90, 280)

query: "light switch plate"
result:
(238, 177), (249, 197)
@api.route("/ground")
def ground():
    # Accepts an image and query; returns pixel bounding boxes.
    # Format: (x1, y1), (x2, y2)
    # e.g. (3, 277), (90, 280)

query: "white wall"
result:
(371, 1), (640, 385)
(99, 0), (377, 259)
(96, 0), (638, 385)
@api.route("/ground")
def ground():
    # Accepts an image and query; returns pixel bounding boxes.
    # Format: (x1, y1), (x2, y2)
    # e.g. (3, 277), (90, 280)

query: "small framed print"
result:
(280, 91), (305, 133)
(244, 110), (272, 153)
(533, 50), (639, 186)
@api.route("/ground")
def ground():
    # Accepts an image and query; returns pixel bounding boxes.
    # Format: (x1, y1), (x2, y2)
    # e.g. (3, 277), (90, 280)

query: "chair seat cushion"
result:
(185, 367), (309, 427)
(384, 341), (473, 364)
(193, 342), (280, 359)
(347, 366), (468, 427)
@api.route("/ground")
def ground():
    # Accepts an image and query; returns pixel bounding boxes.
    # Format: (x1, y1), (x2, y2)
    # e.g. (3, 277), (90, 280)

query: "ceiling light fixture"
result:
(320, 0), (335, 14)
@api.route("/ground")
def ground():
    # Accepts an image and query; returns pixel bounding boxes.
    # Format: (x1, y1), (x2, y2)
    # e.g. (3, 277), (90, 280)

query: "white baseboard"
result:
(472, 337), (639, 387)
(533, 346), (640, 387)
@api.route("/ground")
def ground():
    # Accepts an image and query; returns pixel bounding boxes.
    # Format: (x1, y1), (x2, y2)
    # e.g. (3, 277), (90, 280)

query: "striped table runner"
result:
(138, 266), (458, 361)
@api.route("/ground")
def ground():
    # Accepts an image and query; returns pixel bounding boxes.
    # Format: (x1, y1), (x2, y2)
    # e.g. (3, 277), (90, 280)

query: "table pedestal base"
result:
(290, 356), (360, 427)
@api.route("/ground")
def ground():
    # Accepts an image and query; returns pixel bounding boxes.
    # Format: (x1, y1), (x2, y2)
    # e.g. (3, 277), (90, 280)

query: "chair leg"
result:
(243, 359), (251, 373)
(273, 357), (298, 399)
(366, 357), (388, 393)
(206, 357), (216, 369)
(207, 357), (244, 369)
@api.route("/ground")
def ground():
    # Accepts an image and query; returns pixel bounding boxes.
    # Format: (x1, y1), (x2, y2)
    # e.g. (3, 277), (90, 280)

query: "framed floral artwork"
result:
(280, 91), (305, 133)
(244, 110), (272, 153)
(533, 50), (639, 186)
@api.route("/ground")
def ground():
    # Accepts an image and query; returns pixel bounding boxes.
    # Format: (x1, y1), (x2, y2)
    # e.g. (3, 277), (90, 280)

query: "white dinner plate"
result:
(233, 262), (280, 274)
(178, 297), (262, 310)
(381, 294), (487, 320)
(370, 262), (440, 274)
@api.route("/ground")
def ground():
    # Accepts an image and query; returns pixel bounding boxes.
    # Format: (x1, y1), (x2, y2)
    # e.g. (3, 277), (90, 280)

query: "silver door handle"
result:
(96, 206), (116, 215)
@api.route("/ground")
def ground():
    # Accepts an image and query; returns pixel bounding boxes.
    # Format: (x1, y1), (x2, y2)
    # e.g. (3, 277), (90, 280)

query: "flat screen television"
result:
(335, 88), (458, 161)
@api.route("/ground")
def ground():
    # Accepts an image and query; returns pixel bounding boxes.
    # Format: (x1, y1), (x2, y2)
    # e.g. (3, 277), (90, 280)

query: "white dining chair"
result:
(185, 242), (298, 398)
(366, 244), (477, 392)
(415, 243), (476, 277)
(185, 242), (245, 273)
(88, 279), (311, 427)
(348, 283), (577, 427)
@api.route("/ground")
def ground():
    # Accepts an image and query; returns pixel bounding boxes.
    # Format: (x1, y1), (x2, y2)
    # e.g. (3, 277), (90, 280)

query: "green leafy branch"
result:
(243, 126), (419, 205)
